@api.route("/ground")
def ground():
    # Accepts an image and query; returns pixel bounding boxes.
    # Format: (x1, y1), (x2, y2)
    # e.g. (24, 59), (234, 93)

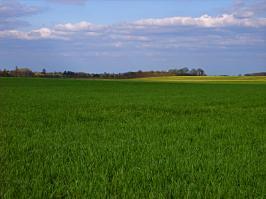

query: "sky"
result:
(0, 0), (266, 75)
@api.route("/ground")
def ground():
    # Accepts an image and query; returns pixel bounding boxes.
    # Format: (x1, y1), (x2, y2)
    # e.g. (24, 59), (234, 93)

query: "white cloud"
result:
(55, 21), (104, 32)
(0, 13), (265, 51)
(134, 14), (266, 28)
(29, 28), (69, 39)
(0, 30), (30, 40)
(0, 28), (69, 40)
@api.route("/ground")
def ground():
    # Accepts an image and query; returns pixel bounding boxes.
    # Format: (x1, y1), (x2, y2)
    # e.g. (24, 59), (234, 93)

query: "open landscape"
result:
(1, 77), (265, 198)
(1, 0), (266, 198)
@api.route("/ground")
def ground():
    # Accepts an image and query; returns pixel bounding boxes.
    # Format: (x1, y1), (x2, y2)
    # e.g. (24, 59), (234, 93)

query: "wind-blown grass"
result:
(0, 78), (265, 198)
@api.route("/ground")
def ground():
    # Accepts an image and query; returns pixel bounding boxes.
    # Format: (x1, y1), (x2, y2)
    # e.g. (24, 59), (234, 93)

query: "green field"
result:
(1, 77), (265, 198)
(133, 76), (266, 83)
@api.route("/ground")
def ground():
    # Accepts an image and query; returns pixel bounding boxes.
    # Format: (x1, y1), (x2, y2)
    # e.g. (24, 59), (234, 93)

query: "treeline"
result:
(244, 72), (266, 76)
(0, 67), (206, 78)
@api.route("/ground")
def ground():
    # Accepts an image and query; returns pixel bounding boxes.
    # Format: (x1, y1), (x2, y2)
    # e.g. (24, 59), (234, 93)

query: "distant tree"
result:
(169, 67), (190, 75)
(3, 69), (9, 77)
(42, 68), (46, 74)
(245, 72), (266, 76)
(179, 67), (190, 75)
(196, 68), (206, 76)
(190, 68), (198, 76)
(1, 69), (10, 77)
(17, 68), (33, 77)
(15, 66), (18, 77)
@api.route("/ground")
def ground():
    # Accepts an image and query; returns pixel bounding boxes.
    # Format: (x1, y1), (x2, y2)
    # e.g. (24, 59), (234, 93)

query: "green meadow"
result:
(0, 77), (265, 198)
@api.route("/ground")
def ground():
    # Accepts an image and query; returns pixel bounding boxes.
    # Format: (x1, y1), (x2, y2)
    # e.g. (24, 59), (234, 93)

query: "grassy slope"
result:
(0, 78), (265, 198)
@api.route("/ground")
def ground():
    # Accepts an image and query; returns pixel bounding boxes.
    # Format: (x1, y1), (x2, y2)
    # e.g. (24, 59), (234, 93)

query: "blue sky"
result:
(0, 0), (266, 75)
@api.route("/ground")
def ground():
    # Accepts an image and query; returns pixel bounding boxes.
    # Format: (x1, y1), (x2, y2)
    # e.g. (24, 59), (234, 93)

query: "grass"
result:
(0, 77), (265, 198)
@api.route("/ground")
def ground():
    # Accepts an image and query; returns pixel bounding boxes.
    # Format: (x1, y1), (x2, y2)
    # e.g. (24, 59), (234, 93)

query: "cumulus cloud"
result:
(1, 19), (265, 59)
(1, 13), (266, 51)
(0, 30), (29, 40)
(55, 21), (105, 32)
(0, 28), (71, 40)
(0, 21), (106, 40)
(0, 0), (265, 64)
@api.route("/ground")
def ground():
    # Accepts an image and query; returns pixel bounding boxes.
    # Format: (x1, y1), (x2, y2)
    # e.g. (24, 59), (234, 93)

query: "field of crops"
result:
(1, 77), (265, 198)
(133, 75), (266, 83)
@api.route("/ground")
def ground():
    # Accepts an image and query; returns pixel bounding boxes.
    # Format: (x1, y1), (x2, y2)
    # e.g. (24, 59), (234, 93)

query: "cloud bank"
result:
(134, 14), (266, 28)
(1, 13), (266, 35)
